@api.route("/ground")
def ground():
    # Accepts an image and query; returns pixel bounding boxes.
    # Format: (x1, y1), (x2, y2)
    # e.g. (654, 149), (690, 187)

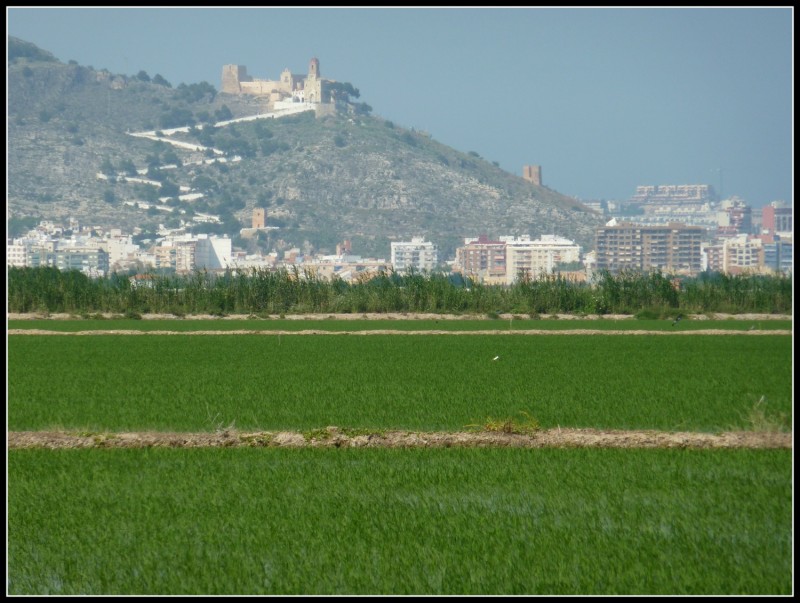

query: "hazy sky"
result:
(7, 6), (793, 207)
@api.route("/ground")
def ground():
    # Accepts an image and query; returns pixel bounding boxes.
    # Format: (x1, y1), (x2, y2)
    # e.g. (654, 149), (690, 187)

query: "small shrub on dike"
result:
(169, 309), (186, 318)
(124, 310), (142, 320)
(634, 308), (661, 320)
(466, 411), (541, 435)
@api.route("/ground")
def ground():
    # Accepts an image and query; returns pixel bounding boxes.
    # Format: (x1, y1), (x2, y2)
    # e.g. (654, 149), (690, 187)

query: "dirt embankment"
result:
(7, 312), (792, 336)
(7, 312), (793, 321)
(7, 428), (792, 450)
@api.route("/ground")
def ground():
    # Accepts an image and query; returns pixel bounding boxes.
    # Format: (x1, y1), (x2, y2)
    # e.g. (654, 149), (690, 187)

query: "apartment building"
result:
(762, 201), (793, 235)
(760, 235), (792, 274)
(195, 235), (233, 270)
(453, 234), (583, 284)
(148, 235), (232, 273)
(630, 184), (718, 204)
(701, 243), (724, 273)
(595, 220), (703, 274)
(7, 243), (27, 267)
(390, 236), (438, 272)
(53, 248), (110, 276)
(10, 236), (109, 276)
(303, 258), (392, 283)
(104, 235), (141, 272)
(722, 234), (764, 275)
(716, 198), (753, 236)
(501, 235), (582, 284)
(455, 235), (507, 284)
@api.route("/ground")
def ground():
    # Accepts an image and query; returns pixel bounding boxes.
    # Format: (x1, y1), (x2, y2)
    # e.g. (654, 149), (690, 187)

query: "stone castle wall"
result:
(221, 58), (330, 104)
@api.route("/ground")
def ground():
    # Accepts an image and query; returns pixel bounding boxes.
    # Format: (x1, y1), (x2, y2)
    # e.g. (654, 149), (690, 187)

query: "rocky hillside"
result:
(8, 37), (604, 258)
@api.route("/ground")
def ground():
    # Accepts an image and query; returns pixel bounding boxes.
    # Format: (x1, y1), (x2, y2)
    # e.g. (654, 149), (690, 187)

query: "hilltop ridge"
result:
(8, 37), (604, 258)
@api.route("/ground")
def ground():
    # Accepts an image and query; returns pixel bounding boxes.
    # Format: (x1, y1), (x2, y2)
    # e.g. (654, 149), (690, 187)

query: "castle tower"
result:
(336, 239), (352, 256)
(252, 208), (266, 229)
(221, 65), (248, 94)
(522, 165), (542, 186)
(308, 57), (320, 78)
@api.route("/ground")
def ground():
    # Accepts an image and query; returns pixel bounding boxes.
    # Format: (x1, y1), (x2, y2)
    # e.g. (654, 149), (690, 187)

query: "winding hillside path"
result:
(106, 103), (316, 222)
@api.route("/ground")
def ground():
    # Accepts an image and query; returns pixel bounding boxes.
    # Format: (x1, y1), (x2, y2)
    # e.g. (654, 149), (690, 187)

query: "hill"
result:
(8, 37), (604, 259)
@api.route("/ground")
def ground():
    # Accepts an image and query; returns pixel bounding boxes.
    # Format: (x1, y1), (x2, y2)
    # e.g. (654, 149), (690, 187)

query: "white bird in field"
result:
(492, 356), (500, 361)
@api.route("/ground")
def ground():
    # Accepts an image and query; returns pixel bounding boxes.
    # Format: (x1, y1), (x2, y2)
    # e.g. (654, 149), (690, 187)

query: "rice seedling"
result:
(8, 334), (791, 433)
(8, 447), (792, 595)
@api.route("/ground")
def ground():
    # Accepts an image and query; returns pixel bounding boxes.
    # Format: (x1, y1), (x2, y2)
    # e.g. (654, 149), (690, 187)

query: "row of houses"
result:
(7, 224), (233, 277)
(8, 212), (792, 280)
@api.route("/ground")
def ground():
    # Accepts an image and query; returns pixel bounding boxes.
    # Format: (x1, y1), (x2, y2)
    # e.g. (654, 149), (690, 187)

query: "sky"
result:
(7, 6), (794, 207)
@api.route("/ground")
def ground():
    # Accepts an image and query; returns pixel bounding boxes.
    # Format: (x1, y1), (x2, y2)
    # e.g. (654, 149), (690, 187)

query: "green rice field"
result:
(7, 326), (793, 595)
(7, 333), (792, 432)
(8, 447), (791, 595)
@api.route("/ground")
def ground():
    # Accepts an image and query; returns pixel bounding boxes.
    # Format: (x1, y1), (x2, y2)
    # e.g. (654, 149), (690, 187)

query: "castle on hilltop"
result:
(221, 57), (332, 105)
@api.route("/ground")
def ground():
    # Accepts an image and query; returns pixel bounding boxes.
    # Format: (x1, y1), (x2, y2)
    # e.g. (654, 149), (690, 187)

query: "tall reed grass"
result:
(7, 266), (793, 316)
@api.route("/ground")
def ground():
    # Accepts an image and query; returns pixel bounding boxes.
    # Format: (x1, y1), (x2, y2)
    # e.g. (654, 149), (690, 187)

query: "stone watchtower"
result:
(522, 165), (542, 186)
(252, 208), (266, 229)
(221, 65), (249, 94)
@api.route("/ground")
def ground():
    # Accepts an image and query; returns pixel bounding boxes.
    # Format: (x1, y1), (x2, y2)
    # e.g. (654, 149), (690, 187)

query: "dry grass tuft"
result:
(466, 411), (541, 435)
(741, 396), (790, 433)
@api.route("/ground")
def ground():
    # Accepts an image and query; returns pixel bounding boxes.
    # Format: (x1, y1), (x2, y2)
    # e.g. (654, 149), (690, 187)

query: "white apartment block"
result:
(631, 184), (717, 203)
(104, 236), (141, 272)
(56, 237), (105, 255)
(7, 243), (27, 267)
(391, 236), (438, 272)
(195, 235), (233, 270)
(723, 235), (764, 274)
(500, 235), (582, 284)
(149, 234), (233, 273)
